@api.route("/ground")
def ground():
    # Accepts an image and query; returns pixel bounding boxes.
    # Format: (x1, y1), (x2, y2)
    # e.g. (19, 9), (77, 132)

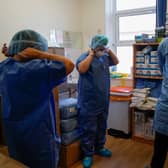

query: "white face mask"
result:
(95, 51), (105, 57)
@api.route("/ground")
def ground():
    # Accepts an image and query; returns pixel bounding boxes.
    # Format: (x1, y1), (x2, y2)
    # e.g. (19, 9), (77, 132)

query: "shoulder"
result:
(24, 59), (64, 68)
(159, 38), (168, 49)
(158, 38), (168, 55)
(160, 37), (168, 45)
(77, 52), (88, 60)
(0, 57), (12, 64)
(76, 52), (89, 64)
(0, 58), (13, 69)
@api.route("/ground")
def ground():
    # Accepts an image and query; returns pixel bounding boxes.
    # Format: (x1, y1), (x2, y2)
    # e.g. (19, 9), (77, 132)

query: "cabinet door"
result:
(107, 100), (131, 134)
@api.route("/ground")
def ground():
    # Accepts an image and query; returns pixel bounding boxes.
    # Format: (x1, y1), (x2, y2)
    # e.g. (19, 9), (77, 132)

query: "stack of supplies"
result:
(110, 86), (133, 96)
(135, 47), (162, 77)
(130, 88), (158, 110)
(59, 98), (80, 145)
(134, 109), (155, 139)
(144, 117), (155, 140)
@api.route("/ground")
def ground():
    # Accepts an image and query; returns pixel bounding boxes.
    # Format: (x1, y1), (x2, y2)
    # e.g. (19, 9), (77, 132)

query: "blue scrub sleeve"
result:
(76, 53), (88, 70)
(158, 46), (164, 74)
(108, 55), (115, 66)
(26, 59), (66, 88)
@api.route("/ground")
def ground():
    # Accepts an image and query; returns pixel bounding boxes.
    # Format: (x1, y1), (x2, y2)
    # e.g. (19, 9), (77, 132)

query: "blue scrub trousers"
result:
(79, 112), (108, 157)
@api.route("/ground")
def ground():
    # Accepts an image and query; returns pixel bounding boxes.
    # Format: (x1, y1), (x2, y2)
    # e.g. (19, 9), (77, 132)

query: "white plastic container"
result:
(107, 95), (131, 134)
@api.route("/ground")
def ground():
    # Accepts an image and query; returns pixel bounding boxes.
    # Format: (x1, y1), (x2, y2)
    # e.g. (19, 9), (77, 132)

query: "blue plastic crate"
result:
(61, 118), (78, 133)
(61, 129), (81, 145)
(59, 98), (78, 120)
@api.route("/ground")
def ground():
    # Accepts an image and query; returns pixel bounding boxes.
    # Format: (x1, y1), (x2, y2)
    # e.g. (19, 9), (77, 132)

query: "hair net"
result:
(8, 29), (48, 56)
(90, 34), (108, 49)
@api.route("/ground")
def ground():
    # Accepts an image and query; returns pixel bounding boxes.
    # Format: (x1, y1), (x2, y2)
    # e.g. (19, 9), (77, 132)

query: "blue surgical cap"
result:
(90, 34), (108, 49)
(8, 29), (48, 56)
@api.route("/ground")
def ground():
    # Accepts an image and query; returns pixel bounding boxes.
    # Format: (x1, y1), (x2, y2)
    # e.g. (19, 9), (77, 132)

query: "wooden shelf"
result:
(133, 107), (155, 112)
(132, 43), (160, 145)
(134, 75), (163, 79)
(133, 42), (159, 46)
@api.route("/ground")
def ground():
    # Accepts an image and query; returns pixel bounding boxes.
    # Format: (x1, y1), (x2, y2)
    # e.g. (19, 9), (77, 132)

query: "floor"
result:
(0, 135), (168, 168)
(70, 135), (168, 168)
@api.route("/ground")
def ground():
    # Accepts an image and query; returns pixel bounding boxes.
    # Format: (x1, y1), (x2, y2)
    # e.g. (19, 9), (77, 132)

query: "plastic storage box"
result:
(61, 118), (78, 133)
(61, 129), (80, 145)
(107, 95), (131, 135)
(59, 98), (78, 120)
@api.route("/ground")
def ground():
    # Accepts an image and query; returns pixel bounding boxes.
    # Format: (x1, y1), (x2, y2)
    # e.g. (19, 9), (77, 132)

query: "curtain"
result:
(156, 0), (167, 27)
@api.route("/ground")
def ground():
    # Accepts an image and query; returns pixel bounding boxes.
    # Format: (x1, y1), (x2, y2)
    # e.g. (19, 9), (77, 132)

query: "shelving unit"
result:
(132, 42), (162, 144)
(134, 75), (163, 79)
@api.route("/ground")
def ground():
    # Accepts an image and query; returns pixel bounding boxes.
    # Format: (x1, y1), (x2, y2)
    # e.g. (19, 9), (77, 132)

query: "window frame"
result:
(105, 0), (156, 73)
(116, 7), (156, 46)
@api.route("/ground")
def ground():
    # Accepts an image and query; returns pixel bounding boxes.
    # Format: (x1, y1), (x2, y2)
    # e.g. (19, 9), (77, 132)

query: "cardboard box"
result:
(0, 153), (27, 168)
(136, 56), (145, 63)
(150, 56), (159, 64)
(136, 69), (161, 76)
(136, 63), (160, 69)
(59, 140), (81, 168)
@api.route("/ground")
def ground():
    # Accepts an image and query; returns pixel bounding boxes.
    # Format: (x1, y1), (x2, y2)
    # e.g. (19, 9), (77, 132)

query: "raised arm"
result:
(107, 49), (119, 65)
(16, 48), (74, 75)
(77, 48), (94, 74)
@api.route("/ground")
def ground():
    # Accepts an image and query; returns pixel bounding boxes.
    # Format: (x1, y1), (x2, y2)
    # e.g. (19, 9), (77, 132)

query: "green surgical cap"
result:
(90, 34), (108, 49)
(8, 29), (48, 56)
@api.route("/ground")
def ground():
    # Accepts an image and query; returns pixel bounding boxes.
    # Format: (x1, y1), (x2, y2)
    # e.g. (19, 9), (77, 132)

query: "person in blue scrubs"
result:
(76, 35), (119, 168)
(0, 29), (74, 168)
(145, 38), (168, 168)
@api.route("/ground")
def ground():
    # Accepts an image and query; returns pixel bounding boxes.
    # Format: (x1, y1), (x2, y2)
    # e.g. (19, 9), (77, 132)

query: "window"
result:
(119, 14), (156, 42)
(105, 0), (156, 74)
(117, 46), (133, 73)
(117, 0), (156, 11)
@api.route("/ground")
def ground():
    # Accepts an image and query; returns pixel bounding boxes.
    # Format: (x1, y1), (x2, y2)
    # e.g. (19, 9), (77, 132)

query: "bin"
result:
(107, 86), (132, 137)
(107, 95), (131, 135)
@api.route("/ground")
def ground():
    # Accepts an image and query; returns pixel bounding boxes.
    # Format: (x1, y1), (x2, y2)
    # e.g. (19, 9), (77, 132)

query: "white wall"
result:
(0, 0), (106, 60)
(0, 0), (81, 60)
(80, 0), (106, 51)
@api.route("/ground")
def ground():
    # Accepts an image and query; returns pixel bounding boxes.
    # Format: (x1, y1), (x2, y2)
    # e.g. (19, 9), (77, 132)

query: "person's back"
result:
(145, 38), (168, 168)
(154, 37), (168, 136)
(0, 57), (66, 120)
(0, 29), (74, 168)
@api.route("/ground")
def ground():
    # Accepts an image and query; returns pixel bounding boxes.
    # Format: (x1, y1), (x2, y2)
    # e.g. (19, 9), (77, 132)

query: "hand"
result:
(105, 48), (112, 54)
(88, 48), (95, 57)
(1, 43), (9, 56)
(17, 47), (42, 61)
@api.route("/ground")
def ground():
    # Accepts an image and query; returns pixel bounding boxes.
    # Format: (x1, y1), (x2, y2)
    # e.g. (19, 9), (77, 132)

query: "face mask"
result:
(95, 50), (105, 57)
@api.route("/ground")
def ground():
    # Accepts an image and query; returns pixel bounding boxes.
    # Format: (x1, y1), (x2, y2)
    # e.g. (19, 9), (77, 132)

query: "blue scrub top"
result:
(76, 52), (114, 116)
(0, 57), (66, 168)
(154, 38), (168, 136)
